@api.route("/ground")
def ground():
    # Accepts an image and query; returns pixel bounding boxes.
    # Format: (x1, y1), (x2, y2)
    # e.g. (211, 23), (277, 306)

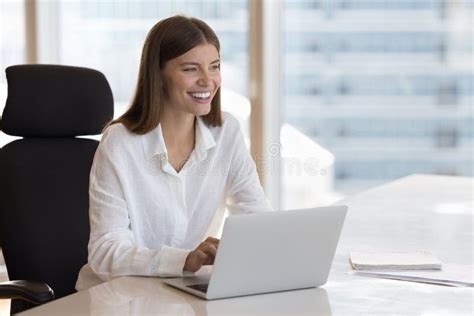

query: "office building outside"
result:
(1, 0), (472, 200)
(283, 0), (473, 193)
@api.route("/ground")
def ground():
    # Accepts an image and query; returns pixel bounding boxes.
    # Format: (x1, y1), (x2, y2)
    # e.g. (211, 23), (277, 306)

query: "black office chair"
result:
(0, 64), (113, 313)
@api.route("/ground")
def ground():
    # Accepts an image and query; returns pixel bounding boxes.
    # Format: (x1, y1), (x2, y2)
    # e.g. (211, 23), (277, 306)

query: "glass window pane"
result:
(0, 0), (25, 112)
(36, 0), (249, 134)
(0, 0), (25, 147)
(281, 0), (473, 207)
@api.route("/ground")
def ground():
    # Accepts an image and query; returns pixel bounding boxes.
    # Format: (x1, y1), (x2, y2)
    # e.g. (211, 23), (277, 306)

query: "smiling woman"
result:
(107, 15), (223, 134)
(162, 44), (221, 118)
(160, 44), (221, 172)
(74, 15), (273, 292)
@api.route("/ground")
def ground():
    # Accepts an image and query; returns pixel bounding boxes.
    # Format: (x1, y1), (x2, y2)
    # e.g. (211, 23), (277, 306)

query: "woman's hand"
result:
(183, 237), (220, 272)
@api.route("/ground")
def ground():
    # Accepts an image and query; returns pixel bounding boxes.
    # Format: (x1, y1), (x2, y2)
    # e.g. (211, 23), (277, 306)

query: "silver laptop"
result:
(163, 205), (347, 300)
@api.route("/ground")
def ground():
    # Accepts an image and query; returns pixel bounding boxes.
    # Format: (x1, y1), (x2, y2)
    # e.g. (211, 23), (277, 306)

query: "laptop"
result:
(163, 205), (347, 300)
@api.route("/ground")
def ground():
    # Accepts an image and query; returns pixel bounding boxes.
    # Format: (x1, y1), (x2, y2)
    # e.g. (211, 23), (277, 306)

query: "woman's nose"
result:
(198, 71), (211, 86)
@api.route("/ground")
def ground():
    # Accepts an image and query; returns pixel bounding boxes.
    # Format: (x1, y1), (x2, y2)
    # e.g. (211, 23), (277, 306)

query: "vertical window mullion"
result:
(25, 0), (38, 63)
(249, 0), (282, 210)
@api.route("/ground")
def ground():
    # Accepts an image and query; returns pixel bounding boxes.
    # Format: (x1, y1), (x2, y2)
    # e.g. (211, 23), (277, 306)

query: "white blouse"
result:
(75, 112), (272, 290)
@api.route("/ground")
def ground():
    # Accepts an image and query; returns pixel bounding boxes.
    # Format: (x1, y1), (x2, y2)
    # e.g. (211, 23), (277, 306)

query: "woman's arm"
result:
(87, 130), (190, 281)
(225, 119), (274, 214)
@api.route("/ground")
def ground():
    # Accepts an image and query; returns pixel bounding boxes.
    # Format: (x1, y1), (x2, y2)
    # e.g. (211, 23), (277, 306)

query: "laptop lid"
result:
(206, 205), (347, 299)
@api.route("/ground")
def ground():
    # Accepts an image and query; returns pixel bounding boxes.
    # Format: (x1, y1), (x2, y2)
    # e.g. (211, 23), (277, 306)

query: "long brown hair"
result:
(107, 15), (222, 134)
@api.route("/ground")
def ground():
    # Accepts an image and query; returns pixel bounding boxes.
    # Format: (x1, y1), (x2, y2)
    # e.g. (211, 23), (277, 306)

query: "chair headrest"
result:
(1, 64), (114, 137)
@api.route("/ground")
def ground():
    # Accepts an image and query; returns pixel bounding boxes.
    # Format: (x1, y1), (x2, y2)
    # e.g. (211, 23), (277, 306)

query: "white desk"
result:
(20, 174), (473, 315)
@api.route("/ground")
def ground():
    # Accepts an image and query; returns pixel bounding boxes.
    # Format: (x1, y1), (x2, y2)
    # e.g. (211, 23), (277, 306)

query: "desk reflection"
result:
(88, 276), (332, 316)
(19, 176), (473, 316)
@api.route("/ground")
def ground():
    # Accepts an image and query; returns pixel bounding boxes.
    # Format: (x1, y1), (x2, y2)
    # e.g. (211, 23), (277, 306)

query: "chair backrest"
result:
(0, 64), (113, 299)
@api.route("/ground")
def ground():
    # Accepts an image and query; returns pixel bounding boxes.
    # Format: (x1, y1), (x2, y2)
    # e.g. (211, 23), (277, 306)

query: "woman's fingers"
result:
(183, 237), (220, 272)
(184, 249), (207, 272)
(205, 236), (220, 246)
(196, 242), (217, 265)
(201, 243), (218, 264)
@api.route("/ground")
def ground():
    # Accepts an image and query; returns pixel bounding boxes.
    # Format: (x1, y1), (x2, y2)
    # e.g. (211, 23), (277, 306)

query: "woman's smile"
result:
(162, 44), (221, 116)
(188, 91), (212, 103)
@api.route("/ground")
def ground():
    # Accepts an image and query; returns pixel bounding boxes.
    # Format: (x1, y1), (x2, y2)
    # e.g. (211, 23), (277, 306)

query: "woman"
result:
(75, 15), (272, 291)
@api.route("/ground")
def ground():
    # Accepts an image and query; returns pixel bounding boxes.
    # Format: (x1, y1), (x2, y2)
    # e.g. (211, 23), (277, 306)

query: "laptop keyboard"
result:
(187, 283), (209, 293)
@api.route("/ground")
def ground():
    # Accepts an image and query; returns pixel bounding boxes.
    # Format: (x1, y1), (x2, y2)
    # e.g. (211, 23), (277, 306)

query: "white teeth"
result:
(190, 92), (211, 99)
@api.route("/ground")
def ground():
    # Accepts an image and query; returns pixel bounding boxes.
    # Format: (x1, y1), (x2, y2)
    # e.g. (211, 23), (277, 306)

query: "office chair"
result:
(0, 64), (113, 313)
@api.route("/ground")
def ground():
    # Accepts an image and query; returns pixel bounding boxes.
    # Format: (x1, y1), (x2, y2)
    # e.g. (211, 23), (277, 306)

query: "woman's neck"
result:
(160, 109), (196, 150)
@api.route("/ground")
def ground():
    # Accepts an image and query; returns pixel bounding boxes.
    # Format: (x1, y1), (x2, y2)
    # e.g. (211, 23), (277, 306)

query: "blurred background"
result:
(0, 0), (473, 210)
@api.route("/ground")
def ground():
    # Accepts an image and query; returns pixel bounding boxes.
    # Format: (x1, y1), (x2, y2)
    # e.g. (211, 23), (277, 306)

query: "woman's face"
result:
(162, 43), (221, 117)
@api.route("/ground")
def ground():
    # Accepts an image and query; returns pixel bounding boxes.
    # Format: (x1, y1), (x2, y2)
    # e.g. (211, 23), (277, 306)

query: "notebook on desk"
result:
(349, 250), (443, 270)
(163, 205), (348, 300)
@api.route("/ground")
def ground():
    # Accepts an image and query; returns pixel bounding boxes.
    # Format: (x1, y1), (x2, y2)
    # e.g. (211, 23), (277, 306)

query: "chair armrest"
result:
(0, 280), (55, 304)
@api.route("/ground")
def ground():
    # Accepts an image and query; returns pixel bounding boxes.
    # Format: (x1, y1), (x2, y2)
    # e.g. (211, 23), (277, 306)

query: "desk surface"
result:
(20, 174), (473, 315)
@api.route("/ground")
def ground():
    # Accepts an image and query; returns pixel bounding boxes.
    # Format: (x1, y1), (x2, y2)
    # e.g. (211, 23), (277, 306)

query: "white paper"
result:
(350, 264), (473, 287)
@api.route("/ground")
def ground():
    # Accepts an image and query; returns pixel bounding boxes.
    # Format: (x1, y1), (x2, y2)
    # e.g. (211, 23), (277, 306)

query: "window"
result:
(0, 0), (25, 112)
(435, 127), (459, 148)
(280, 0), (473, 202)
(0, 0), (25, 147)
(1, 0), (472, 207)
(36, 0), (249, 130)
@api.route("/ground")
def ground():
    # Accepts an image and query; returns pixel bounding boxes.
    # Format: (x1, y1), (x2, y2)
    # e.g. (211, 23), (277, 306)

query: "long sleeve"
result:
(77, 113), (269, 291)
(225, 123), (273, 214)
(87, 131), (189, 282)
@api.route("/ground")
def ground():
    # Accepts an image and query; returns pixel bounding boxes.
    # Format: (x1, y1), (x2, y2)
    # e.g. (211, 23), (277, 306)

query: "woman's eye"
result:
(183, 68), (197, 72)
(211, 64), (220, 70)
